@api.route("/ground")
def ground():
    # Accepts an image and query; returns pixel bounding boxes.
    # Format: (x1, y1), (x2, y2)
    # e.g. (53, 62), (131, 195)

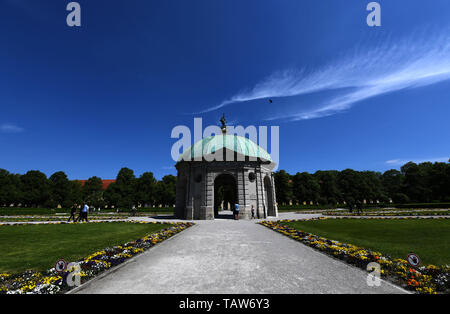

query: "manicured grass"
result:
(0, 208), (69, 216)
(0, 222), (169, 273)
(325, 210), (450, 216)
(282, 219), (450, 266)
(0, 207), (174, 216)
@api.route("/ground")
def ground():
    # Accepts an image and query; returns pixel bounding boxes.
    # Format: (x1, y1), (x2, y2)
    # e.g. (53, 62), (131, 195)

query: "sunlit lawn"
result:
(282, 219), (450, 266)
(0, 222), (169, 273)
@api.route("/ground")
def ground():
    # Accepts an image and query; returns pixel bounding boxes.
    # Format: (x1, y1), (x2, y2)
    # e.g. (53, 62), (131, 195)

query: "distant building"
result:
(175, 117), (277, 220)
(78, 179), (116, 190)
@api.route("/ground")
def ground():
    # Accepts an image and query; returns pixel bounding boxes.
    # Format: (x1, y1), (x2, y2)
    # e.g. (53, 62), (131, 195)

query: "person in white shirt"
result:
(81, 203), (89, 222)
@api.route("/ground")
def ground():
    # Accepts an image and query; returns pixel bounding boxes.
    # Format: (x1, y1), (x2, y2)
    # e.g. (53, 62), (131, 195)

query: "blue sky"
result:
(1, 0), (449, 179)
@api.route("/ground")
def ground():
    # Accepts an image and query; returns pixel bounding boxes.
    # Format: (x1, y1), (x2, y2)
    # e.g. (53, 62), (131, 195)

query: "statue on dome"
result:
(220, 114), (227, 134)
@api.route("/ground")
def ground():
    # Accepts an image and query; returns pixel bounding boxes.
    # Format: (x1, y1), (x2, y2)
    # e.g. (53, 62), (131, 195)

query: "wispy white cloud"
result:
(386, 157), (449, 166)
(198, 29), (450, 121)
(0, 124), (24, 133)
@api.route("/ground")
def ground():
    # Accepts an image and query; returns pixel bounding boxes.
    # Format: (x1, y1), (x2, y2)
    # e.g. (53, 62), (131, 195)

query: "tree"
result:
(382, 169), (404, 201)
(82, 176), (104, 208)
(392, 193), (410, 204)
(49, 171), (72, 208)
(363, 171), (385, 201)
(155, 175), (176, 207)
(135, 172), (157, 207)
(104, 182), (121, 208)
(114, 168), (137, 208)
(21, 170), (50, 207)
(428, 162), (450, 202)
(314, 170), (341, 204)
(70, 180), (83, 205)
(292, 172), (320, 204)
(0, 169), (22, 206)
(274, 170), (293, 205)
(338, 169), (364, 203)
(401, 162), (432, 202)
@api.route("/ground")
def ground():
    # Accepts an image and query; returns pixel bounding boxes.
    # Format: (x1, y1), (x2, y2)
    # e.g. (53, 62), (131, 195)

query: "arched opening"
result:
(264, 176), (275, 216)
(214, 173), (237, 219)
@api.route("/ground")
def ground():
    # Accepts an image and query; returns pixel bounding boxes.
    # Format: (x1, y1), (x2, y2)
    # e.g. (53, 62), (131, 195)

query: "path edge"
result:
(66, 223), (198, 294)
(255, 221), (411, 294)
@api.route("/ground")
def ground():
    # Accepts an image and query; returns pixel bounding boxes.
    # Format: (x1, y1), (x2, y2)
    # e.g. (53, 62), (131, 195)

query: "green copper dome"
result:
(178, 134), (272, 162)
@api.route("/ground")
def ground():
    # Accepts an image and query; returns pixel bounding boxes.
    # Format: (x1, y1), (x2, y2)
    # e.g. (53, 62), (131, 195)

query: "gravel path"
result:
(73, 212), (406, 294)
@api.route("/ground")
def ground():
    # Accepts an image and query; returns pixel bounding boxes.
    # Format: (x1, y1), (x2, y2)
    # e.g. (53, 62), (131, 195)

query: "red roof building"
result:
(78, 179), (116, 190)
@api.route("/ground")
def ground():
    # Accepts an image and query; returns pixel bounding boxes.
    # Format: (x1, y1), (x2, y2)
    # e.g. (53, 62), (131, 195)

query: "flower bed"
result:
(260, 218), (450, 294)
(324, 210), (450, 217)
(0, 216), (129, 223)
(0, 221), (193, 294)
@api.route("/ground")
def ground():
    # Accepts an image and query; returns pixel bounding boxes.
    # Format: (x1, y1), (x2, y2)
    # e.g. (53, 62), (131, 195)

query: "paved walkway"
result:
(73, 212), (406, 294)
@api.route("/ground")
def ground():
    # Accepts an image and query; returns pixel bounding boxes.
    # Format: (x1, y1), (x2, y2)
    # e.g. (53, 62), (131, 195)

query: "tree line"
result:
(1, 160), (449, 209)
(0, 167), (176, 209)
(274, 160), (450, 206)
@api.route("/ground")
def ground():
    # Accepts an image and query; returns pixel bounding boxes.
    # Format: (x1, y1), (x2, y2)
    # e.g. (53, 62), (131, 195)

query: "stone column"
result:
(257, 168), (266, 218)
(271, 173), (278, 217)
(204, 168), (214, 219)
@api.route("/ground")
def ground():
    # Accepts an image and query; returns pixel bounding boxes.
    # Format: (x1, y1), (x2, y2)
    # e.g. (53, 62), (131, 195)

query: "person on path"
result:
(76, 203), (83, 222)
(355, 200), (363, 216)
(131, 205), (136, 217)
(347, 200), (354, 213)
(81, 203), (89, 222)
(234, 203), (240, 220)
(251, 205), (255, 219)
(68, 203), (77, 222)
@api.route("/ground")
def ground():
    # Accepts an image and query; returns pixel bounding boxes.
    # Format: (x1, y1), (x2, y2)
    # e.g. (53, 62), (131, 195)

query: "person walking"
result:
(347, 200), (354, 213)
(355, 200), (363, 216)
(234, 203), (240, 220)
(251, 205), (255, 219)
(131, 205), (136, 217)
(75, 203), (83, 222)
(67, 203), (77, 222)
(81, 203), (89, 222)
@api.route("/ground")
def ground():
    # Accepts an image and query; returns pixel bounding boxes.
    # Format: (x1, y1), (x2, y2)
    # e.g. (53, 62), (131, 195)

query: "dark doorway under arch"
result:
(264, 176), (276, 216)
(214, 173), (237, 219)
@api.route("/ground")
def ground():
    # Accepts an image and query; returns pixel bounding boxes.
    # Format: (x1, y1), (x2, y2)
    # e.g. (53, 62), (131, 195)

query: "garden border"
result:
(67, 222), (199, 294)
(259, 217), (450, 294)
(0, 220), (194, 294)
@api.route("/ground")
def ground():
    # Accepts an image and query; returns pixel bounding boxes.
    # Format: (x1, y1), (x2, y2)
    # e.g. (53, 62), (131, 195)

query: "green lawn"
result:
(0, 207), (174, 216)
(0, 222), (169, 273)
(282, 219), (450, 266)
(0, 208), (69, 216)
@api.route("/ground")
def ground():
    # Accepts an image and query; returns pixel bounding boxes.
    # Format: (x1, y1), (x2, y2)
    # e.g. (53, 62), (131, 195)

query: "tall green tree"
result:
(274, 170), (293, 205)
(401, 162), (432, 202)
(104, 182), (121, 208)
(114, 167), (137, 208)
(292, 172), (320, 204)
(314, 170), (341, 205)
(0, 169), (22, 206)
(382, 169), (404, 200)
(135, 172), (157, 206)
(155, 175), (177, 207)
(49, 171), (72, 208)
(70, 180), (83, 205)
(82, 176), (104, 208)
(21, 170), (50, 207)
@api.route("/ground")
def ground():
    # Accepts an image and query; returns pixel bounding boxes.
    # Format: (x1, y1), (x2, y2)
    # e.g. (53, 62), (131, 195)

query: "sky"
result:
(1, 0), (449, 180)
